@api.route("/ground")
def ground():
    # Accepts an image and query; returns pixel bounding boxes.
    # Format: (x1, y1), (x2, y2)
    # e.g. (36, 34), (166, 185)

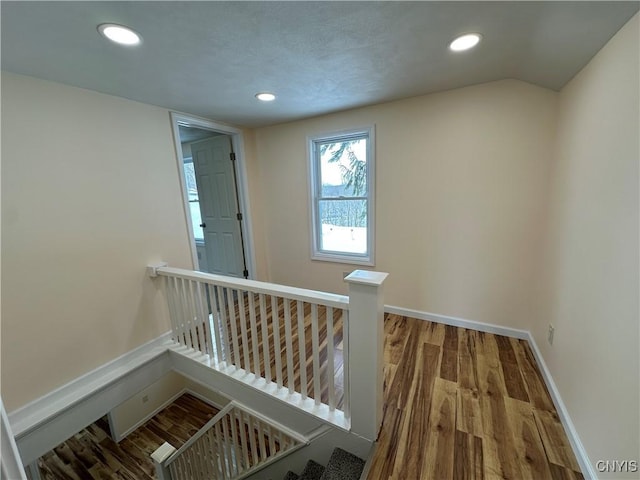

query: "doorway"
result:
(171, 113), (254, 279)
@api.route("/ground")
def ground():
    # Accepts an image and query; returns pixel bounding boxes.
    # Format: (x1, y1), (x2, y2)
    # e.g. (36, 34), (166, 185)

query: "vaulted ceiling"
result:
(2, 1), (638, 127)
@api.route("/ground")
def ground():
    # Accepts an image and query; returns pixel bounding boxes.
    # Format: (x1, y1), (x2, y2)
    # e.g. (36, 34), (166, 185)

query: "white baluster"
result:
(297, 301), (308, 400)
(271, 296), (283, 389)
(215, 286), (231, 366)
(259, 294), (271, 383)
(246, 413), (259, 468)
(213, 421), (228, 479)
(207, 283), (223, 364)
(226, 288), (241, 370)
(341, 308), (350, 419)
(256, 418), (267, 464)
(237, 292), (250, 372)
(187, 280), (200, 351)
(194, 282), (209, 356)
(326, 306), (335, 411)
(284, 299), (295, 395)
(311, 304), (321, 406)
(179, 278), (193, 350)
(248, 294), (261, 379)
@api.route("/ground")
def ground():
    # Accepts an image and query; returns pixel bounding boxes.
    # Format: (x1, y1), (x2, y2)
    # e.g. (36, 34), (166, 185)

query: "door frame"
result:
(170, 111), (256, 279)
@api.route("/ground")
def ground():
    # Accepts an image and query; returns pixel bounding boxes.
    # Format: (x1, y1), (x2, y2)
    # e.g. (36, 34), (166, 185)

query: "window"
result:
(309, 127), (375, 265)
(183, 158), (204, 242)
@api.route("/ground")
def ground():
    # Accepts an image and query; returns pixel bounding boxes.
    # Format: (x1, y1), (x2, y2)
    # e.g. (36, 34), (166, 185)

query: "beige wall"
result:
(1, 73), (193, 411)
(254, 79), (557, 331)
(109, 372), (231, 440)
(110, 371), (186, 439)
(242, 129), (270, 281)
(536, 15), (639, 476)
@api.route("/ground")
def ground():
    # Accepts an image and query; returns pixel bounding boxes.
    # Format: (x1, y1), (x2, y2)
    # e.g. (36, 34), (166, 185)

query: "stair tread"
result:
(284, 471), (300, 480)
(300, 459), (325, 480)
(320, 448), (366, 480)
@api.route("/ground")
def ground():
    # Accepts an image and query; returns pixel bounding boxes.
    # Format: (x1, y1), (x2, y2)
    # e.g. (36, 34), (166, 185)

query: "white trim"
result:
(345, 270), (389, 287)
(154, 266), (349, 310)
(526, 333), (596, 479)
(169, 347), (350, 432)
(181, 388), (228, 412)
(1, 398), (27, 480)
(26, 462), (42, 480)
(307, 125), (376, 267)
(383, 303), (593, 478)
(6, 300), (592, 478)
(11, 335), (173, 465)
(8, 332), (173, 437)
(359, 441), (378, 480)
(169, 112), (256, 279)
(384, 304), (530, 339)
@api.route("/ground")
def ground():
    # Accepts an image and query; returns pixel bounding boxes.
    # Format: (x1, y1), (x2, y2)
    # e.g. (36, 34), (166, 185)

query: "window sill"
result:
(311, 252), (374, 267)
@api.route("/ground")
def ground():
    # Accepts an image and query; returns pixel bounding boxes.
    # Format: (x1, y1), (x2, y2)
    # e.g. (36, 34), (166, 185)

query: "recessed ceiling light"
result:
(98, 23), (142, 46)
(449, 33), (482, 52)
(255, 92), (276, 102)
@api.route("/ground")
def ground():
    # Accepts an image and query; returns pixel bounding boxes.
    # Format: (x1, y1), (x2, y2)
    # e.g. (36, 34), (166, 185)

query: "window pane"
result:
(183, 160), (198, 198)
(319, 139), (367, 197)
(190, 201), (204, 241)
(319, 199), (367, 254)
(184, 161), (204, 241)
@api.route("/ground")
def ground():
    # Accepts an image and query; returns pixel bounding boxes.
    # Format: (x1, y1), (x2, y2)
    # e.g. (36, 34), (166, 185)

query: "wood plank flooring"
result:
(34, 314), (582, 479)
(366, 314), (584, 480)
(36, 394), (219, 480)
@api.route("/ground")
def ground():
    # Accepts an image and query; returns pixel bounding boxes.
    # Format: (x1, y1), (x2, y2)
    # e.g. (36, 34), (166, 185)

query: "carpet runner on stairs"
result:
(284, 448), (365, 480)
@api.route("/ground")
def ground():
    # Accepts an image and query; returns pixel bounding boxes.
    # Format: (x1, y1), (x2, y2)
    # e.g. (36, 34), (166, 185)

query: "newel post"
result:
(344, 270), (389, 442)
(151, 442), (176, 480)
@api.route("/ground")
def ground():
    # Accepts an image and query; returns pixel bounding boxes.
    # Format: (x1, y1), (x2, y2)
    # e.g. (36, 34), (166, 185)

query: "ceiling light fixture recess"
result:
(449, 33), (482, 52)
(255, 92), (276, 102)
(98, 23), (142, 46)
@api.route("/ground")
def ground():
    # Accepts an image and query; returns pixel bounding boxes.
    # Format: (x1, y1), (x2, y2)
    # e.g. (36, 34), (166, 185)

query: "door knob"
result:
(200, 223), (206, 228)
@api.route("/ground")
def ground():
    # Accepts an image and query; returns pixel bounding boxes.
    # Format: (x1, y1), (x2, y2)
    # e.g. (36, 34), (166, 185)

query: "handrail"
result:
(165, 402), (235, 466)
(164, 400), (308, 467)
(155, 266), (349, 309)
(156, 400), (308, 480)
(149, 263), (388, 444)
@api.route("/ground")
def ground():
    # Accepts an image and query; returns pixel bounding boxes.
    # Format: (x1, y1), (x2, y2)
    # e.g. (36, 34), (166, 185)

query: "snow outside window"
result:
(308, 127), (375, 265)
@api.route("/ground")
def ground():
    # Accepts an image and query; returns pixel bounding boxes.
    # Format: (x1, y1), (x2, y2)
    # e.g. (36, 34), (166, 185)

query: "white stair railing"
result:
(153, 266), (350, 418)
(148, 264), (388, 441)
(151, 401), (306, 480)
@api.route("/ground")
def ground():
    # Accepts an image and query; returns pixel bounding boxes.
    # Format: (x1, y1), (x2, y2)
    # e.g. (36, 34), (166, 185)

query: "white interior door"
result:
(191, 136), (246, 278)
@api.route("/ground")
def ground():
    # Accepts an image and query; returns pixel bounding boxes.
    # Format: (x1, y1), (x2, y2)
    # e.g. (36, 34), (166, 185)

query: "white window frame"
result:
(307, 126), (375, 266)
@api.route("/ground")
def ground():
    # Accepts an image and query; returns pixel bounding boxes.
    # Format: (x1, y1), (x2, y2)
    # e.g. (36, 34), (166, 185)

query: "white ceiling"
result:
(2, 1), (638, 128)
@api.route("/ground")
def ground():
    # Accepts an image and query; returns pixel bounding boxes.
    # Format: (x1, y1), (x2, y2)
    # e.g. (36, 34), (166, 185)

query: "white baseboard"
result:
(526, 333), (596, 479)
(384, 304), (593, 479)
(8, 305), (594, 478)
(384, 304), (530, 339)
(182, 387), (228, 411)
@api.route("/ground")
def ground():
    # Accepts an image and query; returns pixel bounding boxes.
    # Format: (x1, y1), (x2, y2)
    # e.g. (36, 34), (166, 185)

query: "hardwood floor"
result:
(34, 314), (582, 479)
(36, 394), (219, 480)
(366, 314), (584, 480)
